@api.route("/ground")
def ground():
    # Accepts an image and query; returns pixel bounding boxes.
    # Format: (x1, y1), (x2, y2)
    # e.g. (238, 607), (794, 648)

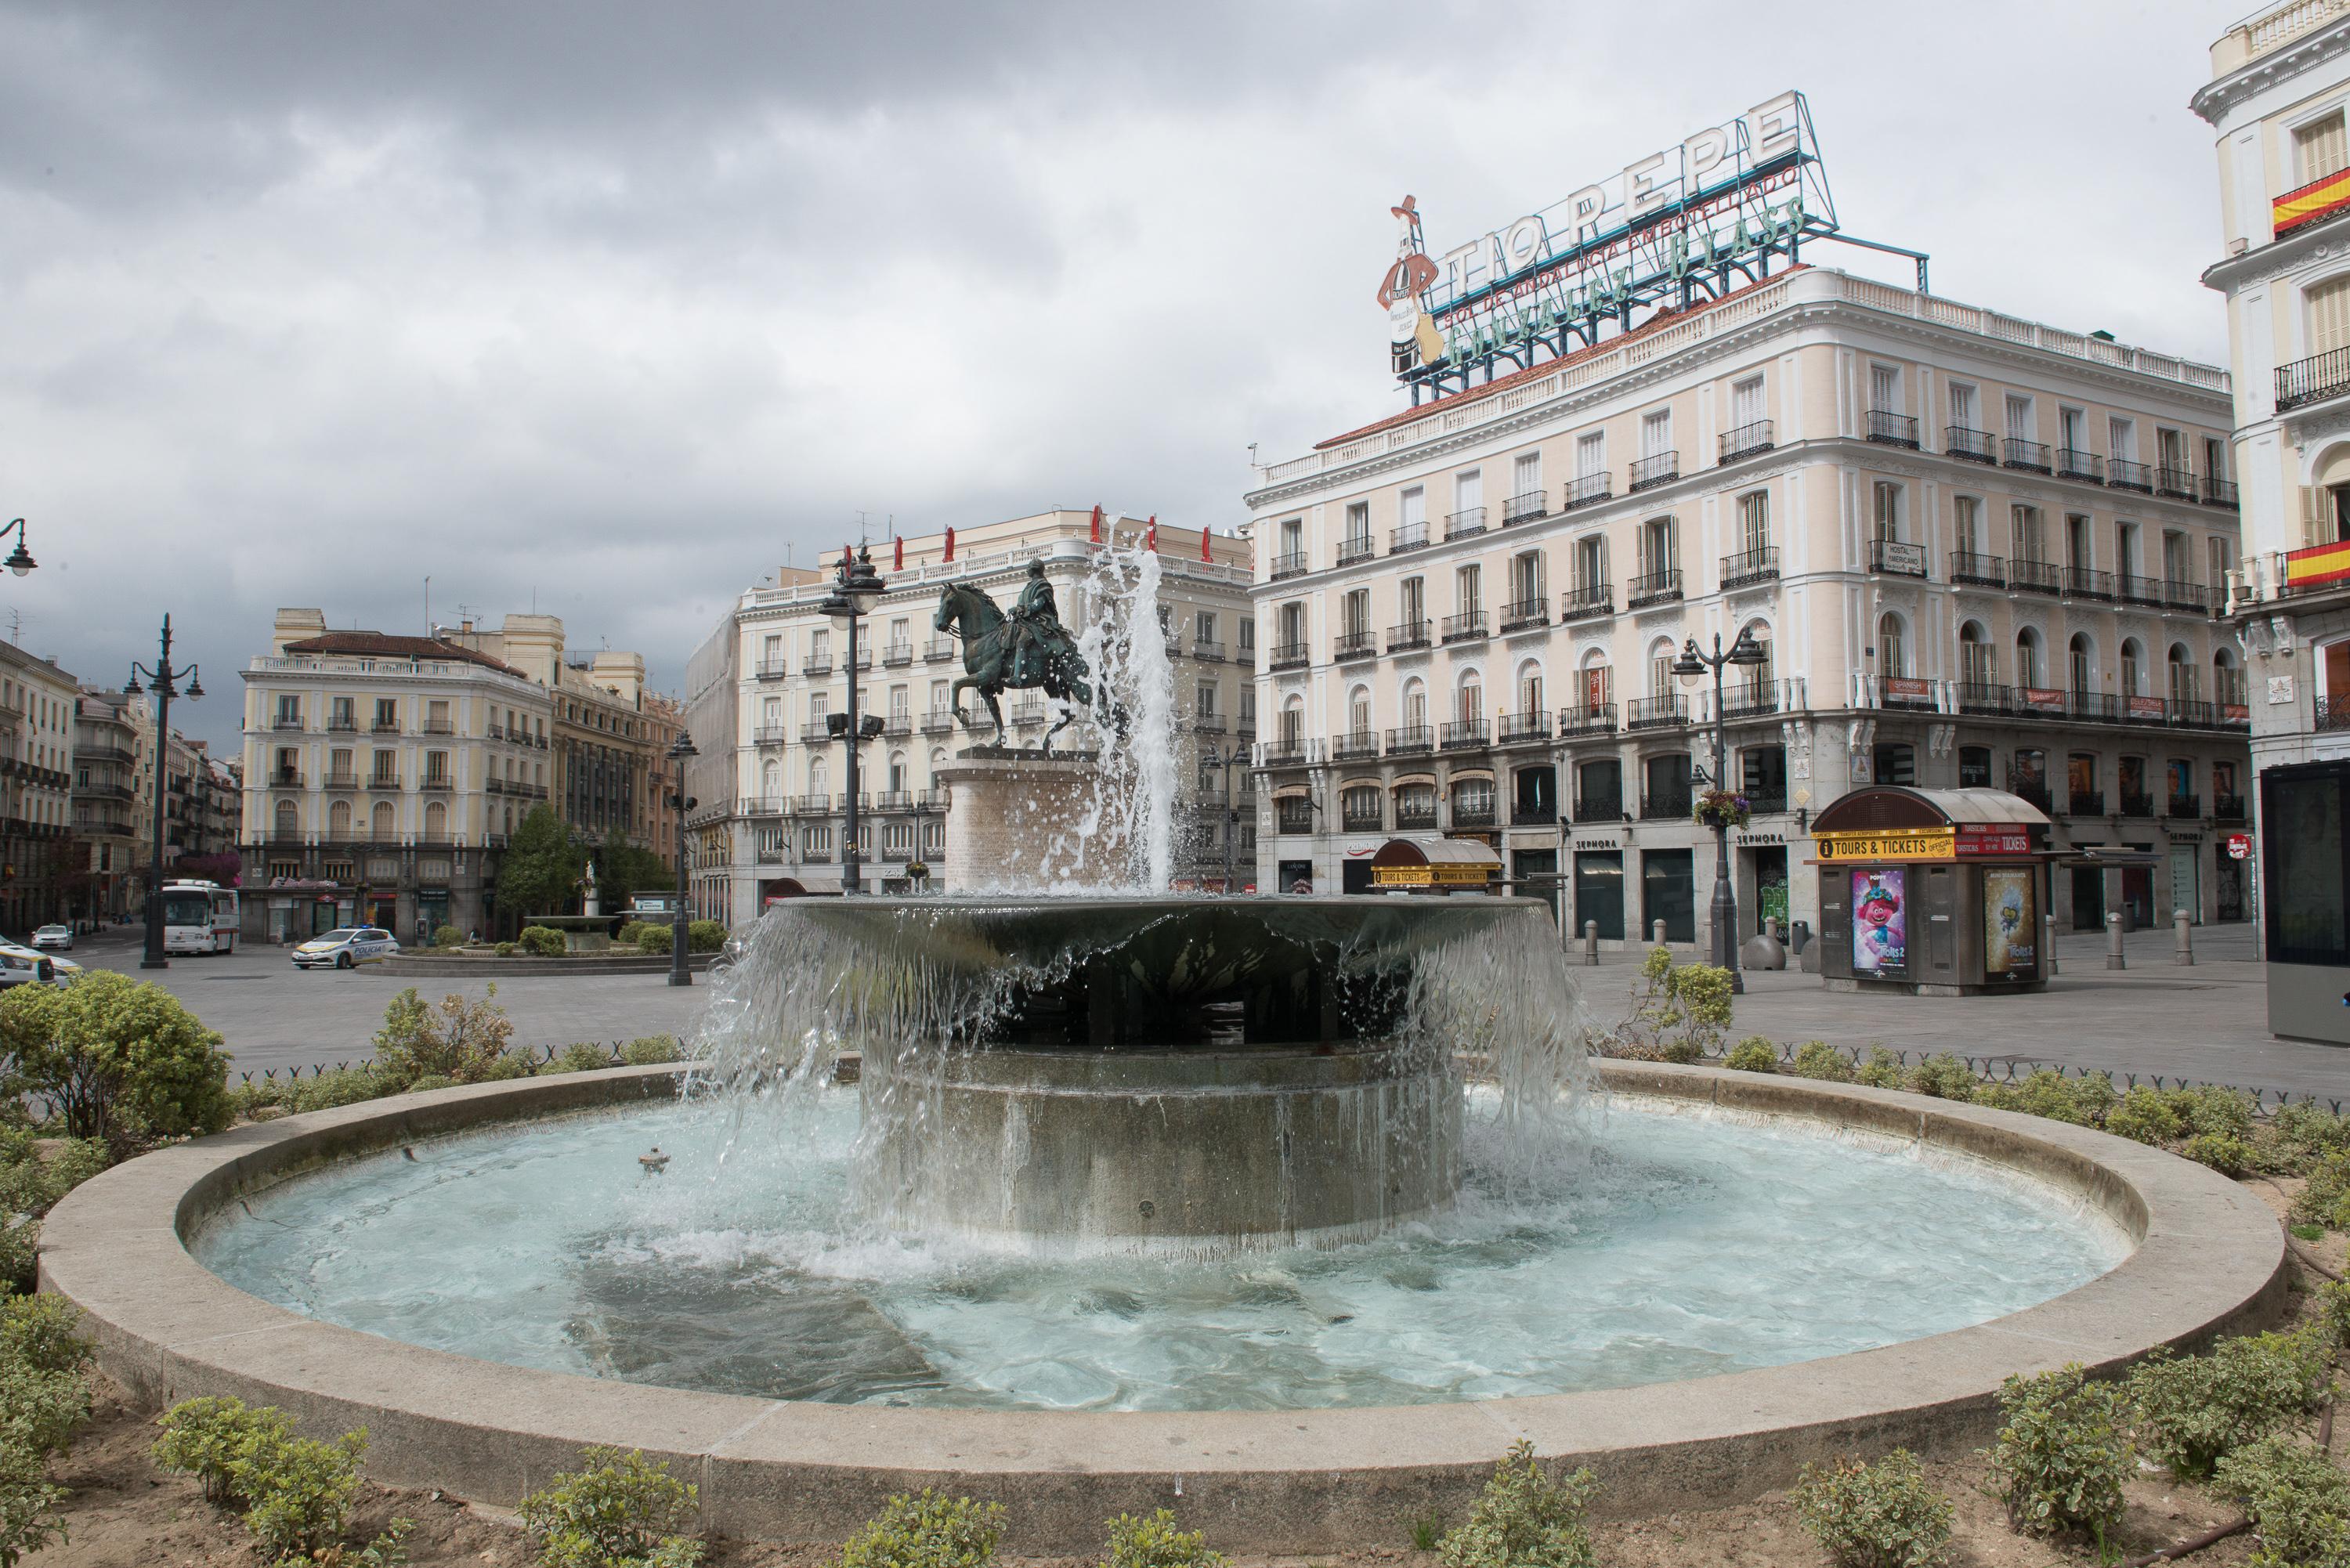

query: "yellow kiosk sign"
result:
(1814, 829), (1956, 862)
(1373, 862), (1493, 887)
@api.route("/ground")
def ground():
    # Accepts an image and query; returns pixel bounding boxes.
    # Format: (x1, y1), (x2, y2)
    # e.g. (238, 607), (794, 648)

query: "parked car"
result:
(0, 943), (77, 986)
(0, 949), (52, 989)
(290, 927), (400, 970)
(28, 925), (70, 952)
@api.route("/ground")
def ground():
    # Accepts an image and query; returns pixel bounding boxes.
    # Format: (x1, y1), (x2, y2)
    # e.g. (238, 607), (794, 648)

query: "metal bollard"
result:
(1582, 920), (1600, 966)
(2106, 912), (2126, 970)
(2044, 912), (2059, 977)
(1652, 919), (1668, 947)
(2175, 909), (2193, 966)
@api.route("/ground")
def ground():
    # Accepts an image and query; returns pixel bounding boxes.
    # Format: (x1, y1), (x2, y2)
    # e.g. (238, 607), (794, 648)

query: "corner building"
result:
(1246, 266), (2250, 946)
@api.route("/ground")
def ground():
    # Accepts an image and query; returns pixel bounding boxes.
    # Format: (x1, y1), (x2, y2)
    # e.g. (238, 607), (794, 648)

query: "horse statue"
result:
(934, 562), (1094, 751)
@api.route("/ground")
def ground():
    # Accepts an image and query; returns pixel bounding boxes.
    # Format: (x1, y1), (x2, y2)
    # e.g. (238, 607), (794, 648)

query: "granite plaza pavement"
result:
(69, 918), (2350, 1099)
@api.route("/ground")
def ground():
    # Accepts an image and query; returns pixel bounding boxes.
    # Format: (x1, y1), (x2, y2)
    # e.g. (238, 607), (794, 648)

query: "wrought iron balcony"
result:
(1450, 800), (1496, 829)
(921, 710), (956, 733)
(757, 659), (790, 681)
(1270, 551), (1309, 581)
(1719, 420), (1773, 461)
(1866, 410), (1919, 448)
(1944, 425), (1997, 464)
(2318, 694), (2350, 733)
(2118, 573), (2165, 607)
(1260, 738), (1311, 767)
(1440, 720), (1488, 751)
(321, 771), (359, 791)
(1332, 630), (1377, 662)
(800, 721), (833, 742)
(2056, 448), (2104, 483)
(2066, 791), (2105, 817)
(1560, 583), (1612, 623)
(1444, 507), (1487, 540)
(272, 715), (307, 731)
(1386, 619), (1431, 654)
(1385, 724), (1434, 756)
(1502, 490), (1548, 526)
(327, 716), (357, 732)
(802, 656), (833, 677)
(2107, 457), (2153, 493)
(1719, 547), (1779, 590)
(1268, 641), (1311, 671)
(2156, 465), (2198, 500)
(1557, 703), (1618, 737)
(2164, 795), (2200, 818)
(882, 714), (912, 736)
(2009, 558), (2061, 594)
(1572, 793), (1625, 822)
(1867, 539), (1928, 578)
(1950, 551), (2005, 588)
(2068, 690), (2117, 721)
(2201, 475), (2240, 508)
(1626, 568), (1683, 609)
(2063, 565), (2115, 601)
(1499, 596), (1549, 632)
(1629, 451), (1679, 491)
(2278, 345), (2350, 411)
(1640, 789), (1694, 820)
(2002, 437), (2052, 474)
(1390, 522), (1430, 554)
(882, 643), (913, 667)
(925, 638), (956, 663)
(1194, 638), (1228, 661)
(1625, 694), (1689, 730)
(1394, 800), (1440, 830)
(2164, 579), (2211, 612)
(1498, 711), (1552, 744)
(1336, 537), (1375, 566)
(873, 790), (914, 811)
(1720, 683), (1781, 718)
(2214, 794), (2247, 820)
(1441, 610), (1488, 643)
(2118, 793), (2155, 818)
(1340, 806), (1384, 834)
(1330, 730), (1380, 761)
(2012, 782), (2053, 813)
(270, 770), (306, 789)
(1561, 471), (1612, 511)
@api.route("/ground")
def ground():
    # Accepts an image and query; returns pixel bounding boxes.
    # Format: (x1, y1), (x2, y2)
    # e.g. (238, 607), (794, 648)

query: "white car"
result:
(27, 926), (70, 952)
(0, 944), (77, 986)
(291, 927), (400, 970)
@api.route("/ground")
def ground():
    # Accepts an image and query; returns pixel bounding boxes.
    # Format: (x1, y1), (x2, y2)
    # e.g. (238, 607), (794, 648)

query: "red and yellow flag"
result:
(2276, 171), (2350, 235)
(2287, 539), (2350, 588)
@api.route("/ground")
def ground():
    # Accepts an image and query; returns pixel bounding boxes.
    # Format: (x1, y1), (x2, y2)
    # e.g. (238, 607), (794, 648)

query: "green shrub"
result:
(1904, 1053), (1976, 1101)
(0, 1295), (88, 1378)
(2297, 1151), (2350, 1232)
(634, 923), (673, 956)
(2185, 1131), (2254, 1177)
(1789, 1041), (1854, 1083)
(153, 1395), (294, 1505)
(1723, 1038), (1777, 1074)
(2129, 1325), (2335, 1478)
(2170, 1085), (2256, 1140)
(432, 925), (465, 948)
(616, 921), (647, 948)
(2314, 1281), (2350, 1352)
(0, 970), (230, 1150)
(479, 1050), (533, 1082)
(237, 1425), (367, 1560)
(0, 1359), (88, 1461)
(1437, 1440), (1596, 1568)
(1855, 1047), (1904, 1090)
(551, 1042), (612, 1075)
(371, 986), (515, 1086)
(622, 1037), (682, 1067)
(496, 941), (517, 958)
(0, 1432), (64, 1566)
(2273, 1102), (2350, 1168)
(1607, 948), (1734, 1062)
(2104, 1086), (2186, 1146)
(407, 1075), (455, 1094)
(518, 926), (568, 958)
(1986, 1364), (2132, 1543)
(1976, 1069), (2115, 1127)
(1789, 1450), (1952, 1568)
(517, 1445), (703, 1568)
(1101, 1508), (1227, 1568)
(686, 920), (726, 955)
(2214, 1432), (2350, 1568)
(837, 1488), (1001, 1568)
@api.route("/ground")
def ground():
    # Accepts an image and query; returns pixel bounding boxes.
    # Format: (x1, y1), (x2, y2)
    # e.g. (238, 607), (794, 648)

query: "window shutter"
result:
(2309, 275), (2350, 356)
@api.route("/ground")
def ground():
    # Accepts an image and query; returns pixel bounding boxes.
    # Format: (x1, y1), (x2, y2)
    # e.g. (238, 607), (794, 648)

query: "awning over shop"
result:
(1368, 836), (1502, 888)
(1808, 786), (2052, 864)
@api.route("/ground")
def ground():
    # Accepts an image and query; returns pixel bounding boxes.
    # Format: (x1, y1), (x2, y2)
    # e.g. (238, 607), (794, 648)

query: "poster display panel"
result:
(1851, 867), (1907, 976)
(1983, 866), (2037, 979)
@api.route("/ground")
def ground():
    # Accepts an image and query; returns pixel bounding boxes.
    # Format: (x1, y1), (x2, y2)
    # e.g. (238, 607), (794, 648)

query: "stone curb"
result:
(37, 1061), (2288, 1553)
(373, 952), (720, 977)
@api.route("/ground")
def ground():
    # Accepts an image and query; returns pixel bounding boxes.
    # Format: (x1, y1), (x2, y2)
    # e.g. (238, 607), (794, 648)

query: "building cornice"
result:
(2192, 13), (2350, 125)
(2203, 208), (2350, 294)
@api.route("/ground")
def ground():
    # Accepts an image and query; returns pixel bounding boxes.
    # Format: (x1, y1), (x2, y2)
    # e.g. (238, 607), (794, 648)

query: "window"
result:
(1953, 495), (1982, 556)
(1401, 576), (1426, 623)
(2110, 416), (2138, 464)
(1958, 746), (1992, 789)
(808, 691), (829, 721)
(1958, 622), (1994, 687)
(1509, 551), (1542, 606)
(2203, 435), (2227, 484)
(1871, 482), (1902, 541)
(2004, 394), (2033, 444)
(2167, 644), (2198, 703)
(2311, 274), (2350, 356)
(1517, 659), (1543, 714)
(1403, 680), (1427, 728)
(2059, 406), (2087, 455)
(810, 628), (830, 660)
(1348, 688), (1372, 735)
(1640, 515), (1676, 574)
(1737, 490), (1769, 552)
(2067, 513), (2094, 569)
(1455, 469), (1483, 518)
(1341, 504), (1368, 552)
(425, 751), (448, 784)
(2162, 529), (2189, 583)
(1238, 620), (1256, 652)
(2298, 110), (2349, 184)
(1640, 408), (1672, 457)
(2068, 634), (2093, 694)
(2016, 629), (2044, 689)
(1455, 563), (1480, 612)
(1575, 534), (1607, 588)
(2012, 504), (2044, 562)
(1731, 374), (1764, 428)
(1278, 602), (1305, 649)
(1868, 363), (1899, 412)
(1196, 681), (1217, 717)
(1512, 451), (1540, 501)
(2117, 522), (2142, 578)
(2210, 536), (2230, 594)
(1399, 486), (1425, 530)
(2120, 638), (2146, 696)
(1947, 381), (1978, 428)
(1574, 430), (1604, 475)
(371, 750), (396, 784)
(276, 695), (302, 727)
(328, 696), (353, 728)
(374, 698), (398, 731)
(1457, 673), (1483, 723)
(1278, 516), (1303, 556)
(2158, 427), (2186, 474)
(1877, 614), (1907, 677)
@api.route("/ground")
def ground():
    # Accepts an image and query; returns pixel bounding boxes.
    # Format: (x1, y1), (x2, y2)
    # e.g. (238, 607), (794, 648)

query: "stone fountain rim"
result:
(38, 1060), (2287, 1552)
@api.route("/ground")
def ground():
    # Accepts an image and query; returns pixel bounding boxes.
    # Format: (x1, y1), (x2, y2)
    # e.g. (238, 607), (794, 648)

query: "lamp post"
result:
(665, 729), (697, 988)
(0, 519), (35, 578)
(1203, 742), (1242, 892)
(819, 544), (888, 894)
(1673, 627), (1766, 994)
(124, 614), (201, 970)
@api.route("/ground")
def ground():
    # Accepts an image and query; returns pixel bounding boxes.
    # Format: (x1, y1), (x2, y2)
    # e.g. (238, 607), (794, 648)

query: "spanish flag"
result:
(2288, 538), (2350, 588)
(2277, 171), (2350, 235)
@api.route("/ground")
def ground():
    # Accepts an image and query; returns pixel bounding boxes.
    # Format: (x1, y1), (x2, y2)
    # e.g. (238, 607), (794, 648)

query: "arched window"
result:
(1457, 670), (1483, 723)
(761, 759), (779, 800)
(1739, 620), (1774, 699)
(1575, 649), (1612, 716)
(274, 800), (298, 839)
(504, 804), (515, 834)
(1281, 694), (1305, 743)
(1402, 678), (1428, 730)
(2016, 627), (2044, 689)
(2068, 633), (2094, 695)
(1450, 775), (1495, 826)
(425, 800), (447, 840)
(1877, 612), (1907, 677)
(371, 801), (395, 841)
(809, 759), (830, 803)
(1958, 620), (1993, 688)
(1647, 637), (1678, 695)
(888, 750), (907, 793)
(1347, 685), (1372, 738)
(327, 800), (351, 839)
(1516, 659), (1544, 714)
(2214, 646), (2243, 708)
(1340, 784), (1383, 833)
(2167, 642), (2198, 703)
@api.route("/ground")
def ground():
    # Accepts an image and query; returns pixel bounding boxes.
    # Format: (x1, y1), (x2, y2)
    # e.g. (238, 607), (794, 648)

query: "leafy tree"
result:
(0, 971), (230, 1150)
(593, 829), (673, 909)
(496, 807), (585, 930)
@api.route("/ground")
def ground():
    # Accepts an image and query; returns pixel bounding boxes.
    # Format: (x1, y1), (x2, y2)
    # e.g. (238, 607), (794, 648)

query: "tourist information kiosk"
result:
(1811, 786), (2052, 995)
(1368, 837), (1502, 894)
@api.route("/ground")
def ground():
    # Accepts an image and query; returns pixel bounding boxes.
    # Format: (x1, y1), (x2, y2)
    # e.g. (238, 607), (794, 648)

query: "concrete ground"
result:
(66, 917), (2350, 1100)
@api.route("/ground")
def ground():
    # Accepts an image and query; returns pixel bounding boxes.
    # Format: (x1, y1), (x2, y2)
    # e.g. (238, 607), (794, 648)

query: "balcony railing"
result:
(1387, 620), (1431, 653)
(1331, 730), (1380, 761)
(1194, 638), (1228, 661)
(2012, 782), (2053, 813)
(1336, 537), (1375, 566)
(1640, 789), (1695, 820)
(1719, 546), (1779, 590)
(923, 710), (956, 733)
(1866, 410), (1919, 447)
(803, 656), (833, 677)
(2066, 791), (2105, 817)
(1719, 419), (1773, 461)
(756, 660), (790, 680)
(1561, 471), (1611, 511)
(1629, 450), (1679, 491)
(2068, 691), (2117, 721)
(270, 771), (306, 789)
(1626, 567), (1683, 608)
(2318, 693), (2350, 732)
(1440, 719), (1488, 751)
(882, 714), (912, 736)
(1720, 683), (1781, 718)
(2201, 475), (2240, 508)
(1499, 596), (1549, 632)
(1444, 506), (1487, 540)
(1268, 641), (1311, 671)
(2118, 793), (2155, 818)
(882, 643), (914, 667)
(1450, 800), (1497, 829)
(272, 716), (306, 731)
(2164, 795), (2201, 819)
(1868, 539), (1928, 577)
(2107, 457), (2153, 493)
(1394, 800), (1440, 830)
(1270, 551), (1309, 581)
(2164, 579), (2211, 612)
(1573, 793), (1625, 822)
(2009, 558), (2062, 594)
(1341, 807), (1385, 834)
(925, 638), (956, 663)
(2214, 794), (2247, 820)
(367, 774), (401, 791)
(1950, 551), (2005, 587)
(1386, 724), (1434, 756)
(326, 715), (357, 732)
(1511, 801), (1560, 826)
(1502, 490), (1548, 526)
(1498, 711), (1552, 744)
(2056, 447), (2104, 483)
(1332, 630), (1377, 661)
(2063, 565), (2115, 600)
(1945, 425), (1997, 464)
(2118, 573), (2165, 608)
(1558, 703), (1618, 736)
(2279, 346), (2350, 411)
(792, 793), (830, 814)
(371, 720), (402, 734)
(1625, 694), (1689, 730)
(873, 790), (914, 811)
(1560, 582), (1613, 623)
(2003, 436), (2052, 473)
(2156, 464), (2198, 500)
(801, 721), (833, 742)
(1441, 610), (1488, 643)
(1390, 522), (1430, 553)
(1260, 738), (1310, 768)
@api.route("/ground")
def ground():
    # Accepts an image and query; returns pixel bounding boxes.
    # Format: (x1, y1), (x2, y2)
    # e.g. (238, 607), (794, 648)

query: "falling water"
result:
(1065, 541), (1177, 891)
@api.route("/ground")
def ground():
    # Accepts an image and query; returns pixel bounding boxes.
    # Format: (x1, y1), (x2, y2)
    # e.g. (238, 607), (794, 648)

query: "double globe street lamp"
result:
(1673, 627), (1766, 994)
(663, 729), (697, 988)
(123, 614), (201, 970)
(819, 545), (888, 894)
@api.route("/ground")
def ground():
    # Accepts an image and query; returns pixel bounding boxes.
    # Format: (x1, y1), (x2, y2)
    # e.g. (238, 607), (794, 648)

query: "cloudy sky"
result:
(0, 0), (2245, 750)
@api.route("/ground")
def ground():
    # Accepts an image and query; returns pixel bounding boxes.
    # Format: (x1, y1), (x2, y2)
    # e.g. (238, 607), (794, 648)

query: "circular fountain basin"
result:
(41, 1064), (2287, 1552)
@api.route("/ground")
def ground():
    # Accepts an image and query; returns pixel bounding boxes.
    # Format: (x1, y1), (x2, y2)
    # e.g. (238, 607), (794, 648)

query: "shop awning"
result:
(1368, 836), (1502, 888)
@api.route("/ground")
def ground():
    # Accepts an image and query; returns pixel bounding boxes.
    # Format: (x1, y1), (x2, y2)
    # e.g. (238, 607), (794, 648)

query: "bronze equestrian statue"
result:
(934, 561), (1095, 751)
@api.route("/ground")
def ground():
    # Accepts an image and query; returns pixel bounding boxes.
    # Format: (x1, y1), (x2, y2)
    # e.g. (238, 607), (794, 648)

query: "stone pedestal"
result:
(938, 750), (1128, 892)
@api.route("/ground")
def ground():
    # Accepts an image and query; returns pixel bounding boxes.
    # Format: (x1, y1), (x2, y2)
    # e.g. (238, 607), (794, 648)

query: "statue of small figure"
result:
(581, 858), (599, 917)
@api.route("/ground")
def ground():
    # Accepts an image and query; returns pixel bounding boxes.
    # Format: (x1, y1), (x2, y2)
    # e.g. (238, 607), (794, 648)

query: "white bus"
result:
(161, 880), (238, 956)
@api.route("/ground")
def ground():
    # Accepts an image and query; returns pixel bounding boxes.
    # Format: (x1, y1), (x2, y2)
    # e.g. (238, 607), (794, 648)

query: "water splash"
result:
(1065, 542), (1177, 891)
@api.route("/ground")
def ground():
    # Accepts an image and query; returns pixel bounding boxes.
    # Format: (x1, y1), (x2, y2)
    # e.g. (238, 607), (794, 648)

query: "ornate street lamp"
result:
(818, 545), (888, 894)
(1674, 627), (1767, 992)
(123, 614), (201, 970)
(664, 729), (697, 988)
(0, 519), (35, 578)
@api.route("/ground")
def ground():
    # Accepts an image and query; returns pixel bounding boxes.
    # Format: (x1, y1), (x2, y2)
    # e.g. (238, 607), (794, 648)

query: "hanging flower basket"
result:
(1692, 789), (1752, 830)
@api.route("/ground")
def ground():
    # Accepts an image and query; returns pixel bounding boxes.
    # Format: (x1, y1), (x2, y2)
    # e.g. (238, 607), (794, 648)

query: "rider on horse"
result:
(1007, 561), (1066, 685)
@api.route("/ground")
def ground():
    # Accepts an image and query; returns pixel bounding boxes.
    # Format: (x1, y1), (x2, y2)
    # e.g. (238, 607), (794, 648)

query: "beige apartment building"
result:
(70, 688), (145, 923)
(240, 610), (555, 942)
(2196, 0), (2350, 1039)
(0, 644), (79, 934)
(1245, 265), (2247, 948)
(684, 510), (1256, 920)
